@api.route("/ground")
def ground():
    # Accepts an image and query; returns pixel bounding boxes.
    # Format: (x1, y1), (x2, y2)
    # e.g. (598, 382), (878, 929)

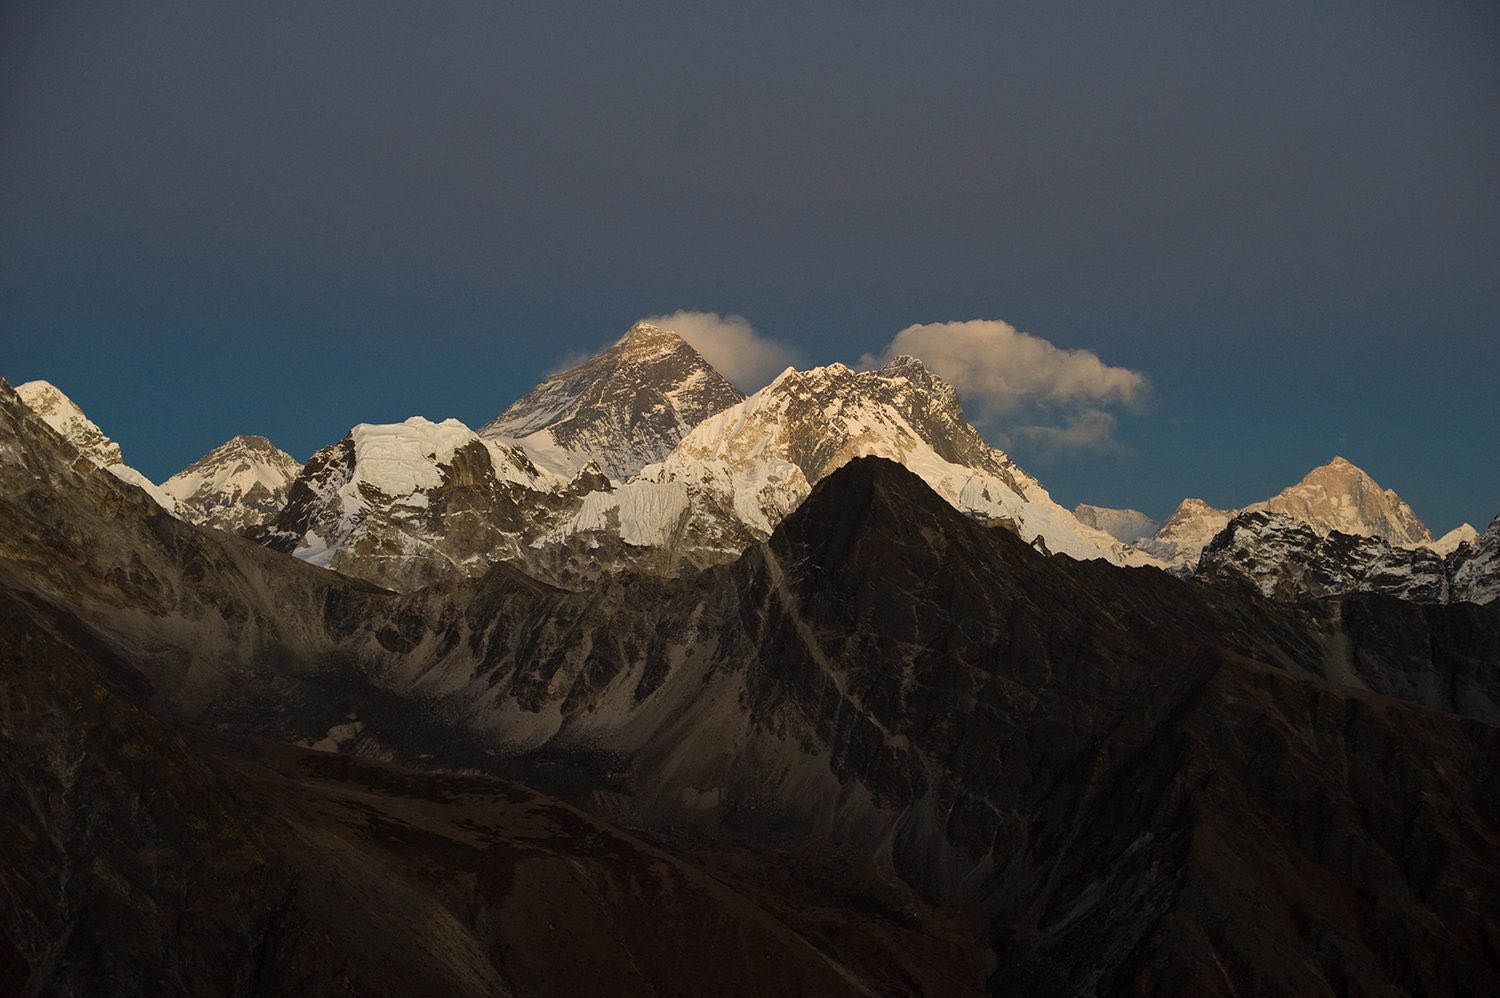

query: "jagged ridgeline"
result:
(19, 324), (1493, 606)
(2, 373), (1499, 996)
(247, 324), (1147, 591)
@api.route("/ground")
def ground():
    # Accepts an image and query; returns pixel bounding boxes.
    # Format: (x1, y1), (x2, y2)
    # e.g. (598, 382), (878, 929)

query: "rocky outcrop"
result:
(1197, 509), (1499, 606)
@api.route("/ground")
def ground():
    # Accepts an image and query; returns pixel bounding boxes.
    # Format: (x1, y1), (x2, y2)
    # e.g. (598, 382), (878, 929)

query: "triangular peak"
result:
(611, 320), (690, 354)
(1262, 454), (1431, 546)
(1297, 454), (1368, 480)
(480, 319), (745, 480)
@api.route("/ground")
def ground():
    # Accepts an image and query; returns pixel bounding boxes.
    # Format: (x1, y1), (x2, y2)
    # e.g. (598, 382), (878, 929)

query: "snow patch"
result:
(349, 417), (475, 496)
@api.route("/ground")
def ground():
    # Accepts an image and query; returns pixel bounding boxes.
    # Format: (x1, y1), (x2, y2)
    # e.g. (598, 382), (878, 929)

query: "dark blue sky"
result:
(4, 1), (1497, 531)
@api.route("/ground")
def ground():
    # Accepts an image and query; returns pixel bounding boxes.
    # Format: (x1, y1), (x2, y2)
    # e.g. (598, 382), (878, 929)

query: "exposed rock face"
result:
(1074, 503), (1159, 544)
(5, 376), (1500, 996)
(723, 461), (1500, 994)
(1, 588), (960, 998)
(1198, 510), (1450, 602)
(254, 322), (743, 591)
(1197, 509), (1499, 605)
(261, 349), (1156, 591)
(1254, 455), (1432, 545)
(1452, 516), (1500, 605)
(480, 321), (745, 481)
(162, 434), (302, 532)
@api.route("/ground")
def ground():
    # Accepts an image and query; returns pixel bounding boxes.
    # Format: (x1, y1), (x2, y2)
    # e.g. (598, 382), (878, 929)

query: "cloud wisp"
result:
(643, 311), (801, 391)
(863, 319), (1152, 453)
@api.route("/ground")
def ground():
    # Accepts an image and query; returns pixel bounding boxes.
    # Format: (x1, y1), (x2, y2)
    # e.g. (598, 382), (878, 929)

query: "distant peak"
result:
(1267, 454), (1431, 545)
(481, 319), (744, 479)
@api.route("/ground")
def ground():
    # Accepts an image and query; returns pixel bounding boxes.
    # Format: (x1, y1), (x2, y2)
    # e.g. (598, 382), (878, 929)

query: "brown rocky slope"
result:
(2, 377), (1498, 995)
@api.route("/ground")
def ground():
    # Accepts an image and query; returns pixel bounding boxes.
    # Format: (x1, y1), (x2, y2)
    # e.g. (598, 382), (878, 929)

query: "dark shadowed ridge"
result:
(3, 387), (1500, 996)
(732, 457), (1500, 994)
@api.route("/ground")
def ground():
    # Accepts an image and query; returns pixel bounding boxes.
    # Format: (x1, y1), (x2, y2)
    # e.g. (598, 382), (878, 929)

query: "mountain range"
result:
(17, 321), (1494, 608)
(4, 321), (1499, 995)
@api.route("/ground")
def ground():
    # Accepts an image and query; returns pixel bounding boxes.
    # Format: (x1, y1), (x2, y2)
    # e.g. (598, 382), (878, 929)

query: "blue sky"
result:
(4, 1), (1497, 531)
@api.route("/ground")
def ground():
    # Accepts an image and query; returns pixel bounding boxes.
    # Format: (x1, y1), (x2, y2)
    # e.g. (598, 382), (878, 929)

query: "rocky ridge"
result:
(3, 374), (1500, 994)
(262, 332), (1155, 591)
(1199, 509), (1500, 605)
(252, 416), (609, 592)
(14, 380), (182, 515)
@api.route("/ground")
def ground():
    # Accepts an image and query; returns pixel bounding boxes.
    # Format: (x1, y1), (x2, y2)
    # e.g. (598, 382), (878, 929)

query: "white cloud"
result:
(643, 311), (799, 391)
(1014, 409), (1123, 453)
(863, 319), (1151, 453)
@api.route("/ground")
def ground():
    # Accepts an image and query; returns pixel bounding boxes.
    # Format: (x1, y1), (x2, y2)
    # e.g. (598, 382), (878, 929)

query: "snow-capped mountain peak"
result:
(1136, 498), (1232, 568)
(480, 321), (745, 481)
(1251, 455), (1431, 546)
(1425, 522), (1479, 556)
(254, 414), (603, 590)
(15, 380), (123, 467)
(1137, 456), (1434, 570)
(15, 379), (181, 515)
(555, 356), (1153, 568)
(162, 434), (302, 533)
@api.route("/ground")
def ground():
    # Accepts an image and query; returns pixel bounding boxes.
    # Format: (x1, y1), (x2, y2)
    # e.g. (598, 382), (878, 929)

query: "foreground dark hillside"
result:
(2, 378), (1498, 996)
